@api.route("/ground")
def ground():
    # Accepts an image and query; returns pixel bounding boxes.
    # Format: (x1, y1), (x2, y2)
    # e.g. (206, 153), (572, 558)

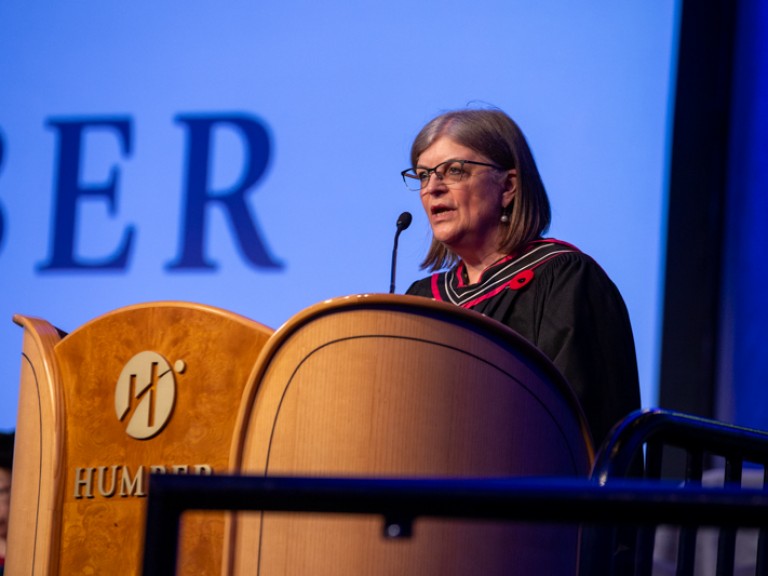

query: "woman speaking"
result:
(403, 108), (640, 448)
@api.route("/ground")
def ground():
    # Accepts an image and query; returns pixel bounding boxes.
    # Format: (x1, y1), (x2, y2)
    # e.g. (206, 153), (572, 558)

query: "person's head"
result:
(0, 431), (13, 545)
(404, 108), (551, 270)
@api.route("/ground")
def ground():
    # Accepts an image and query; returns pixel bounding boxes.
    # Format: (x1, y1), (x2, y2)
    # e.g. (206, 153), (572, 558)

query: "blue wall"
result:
(0, 2), (680, 428)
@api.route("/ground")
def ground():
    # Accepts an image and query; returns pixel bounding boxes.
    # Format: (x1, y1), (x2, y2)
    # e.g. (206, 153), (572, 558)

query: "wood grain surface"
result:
(7, 302), (273, 576)
(228, 294), (593, 576)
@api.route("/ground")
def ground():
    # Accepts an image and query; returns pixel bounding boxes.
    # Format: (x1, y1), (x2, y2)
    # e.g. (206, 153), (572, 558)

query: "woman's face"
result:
(417, 136), (515, 263)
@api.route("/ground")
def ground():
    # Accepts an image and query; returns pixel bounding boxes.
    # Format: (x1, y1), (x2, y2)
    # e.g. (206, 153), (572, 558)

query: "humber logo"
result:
(115, 351), (185, 439)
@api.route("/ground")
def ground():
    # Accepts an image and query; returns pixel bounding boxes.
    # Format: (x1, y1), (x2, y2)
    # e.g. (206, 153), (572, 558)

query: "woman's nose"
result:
(421, 173), (447, 195)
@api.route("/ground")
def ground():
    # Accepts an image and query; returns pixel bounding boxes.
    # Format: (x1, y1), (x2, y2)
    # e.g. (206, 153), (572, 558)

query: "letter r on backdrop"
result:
(167, 114), (282, 271)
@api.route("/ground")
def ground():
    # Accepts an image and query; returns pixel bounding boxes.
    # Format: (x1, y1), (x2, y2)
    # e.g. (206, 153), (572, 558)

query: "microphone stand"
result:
(389, 212), (412, 294)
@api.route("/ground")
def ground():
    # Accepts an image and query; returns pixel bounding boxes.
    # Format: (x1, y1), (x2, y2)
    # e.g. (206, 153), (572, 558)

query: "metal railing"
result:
(141, 473), (768, 576)
(589, 409), (768, 576)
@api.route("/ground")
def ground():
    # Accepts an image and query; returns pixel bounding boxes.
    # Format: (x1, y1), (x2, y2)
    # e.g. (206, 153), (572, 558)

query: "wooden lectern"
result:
(226, 294), (594, 575)
(8, 295), (593, 575)
(6, 302), (273, 575)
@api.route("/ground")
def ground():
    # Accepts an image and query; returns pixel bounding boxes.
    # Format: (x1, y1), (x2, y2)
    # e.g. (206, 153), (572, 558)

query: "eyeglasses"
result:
(401, 159), (503, 191)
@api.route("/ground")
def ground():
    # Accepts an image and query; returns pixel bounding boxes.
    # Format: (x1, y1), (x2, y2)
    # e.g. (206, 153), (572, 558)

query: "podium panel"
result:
(228, 294), (594, 575)
(7, 302), (273, 576)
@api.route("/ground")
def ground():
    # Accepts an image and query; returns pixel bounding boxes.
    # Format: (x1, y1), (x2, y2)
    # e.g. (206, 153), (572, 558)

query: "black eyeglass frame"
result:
(400, 159), (504, 190)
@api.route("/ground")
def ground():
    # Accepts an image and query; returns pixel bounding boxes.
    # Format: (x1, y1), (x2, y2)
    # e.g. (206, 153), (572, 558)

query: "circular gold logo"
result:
(115, 351), (184, 440)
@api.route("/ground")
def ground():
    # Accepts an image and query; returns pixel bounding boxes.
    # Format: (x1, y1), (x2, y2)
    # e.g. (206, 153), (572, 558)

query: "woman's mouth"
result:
(431, 205), (453, 217)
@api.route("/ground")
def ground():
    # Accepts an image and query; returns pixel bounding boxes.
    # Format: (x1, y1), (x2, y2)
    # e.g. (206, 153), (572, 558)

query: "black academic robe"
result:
(406, 239), (641, 449)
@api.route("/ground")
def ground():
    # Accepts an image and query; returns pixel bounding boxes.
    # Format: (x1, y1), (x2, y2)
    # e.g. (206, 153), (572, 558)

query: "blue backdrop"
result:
(0, 2), (680, 429)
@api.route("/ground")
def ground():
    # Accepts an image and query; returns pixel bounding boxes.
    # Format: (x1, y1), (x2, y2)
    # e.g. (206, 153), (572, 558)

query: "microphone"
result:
(389, 211), (412, 294)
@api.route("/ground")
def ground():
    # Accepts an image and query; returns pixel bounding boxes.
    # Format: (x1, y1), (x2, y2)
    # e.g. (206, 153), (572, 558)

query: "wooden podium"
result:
(226, 294), (594, 575)
(7, 295), (593, 575)
(6, 302), (273, 575)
